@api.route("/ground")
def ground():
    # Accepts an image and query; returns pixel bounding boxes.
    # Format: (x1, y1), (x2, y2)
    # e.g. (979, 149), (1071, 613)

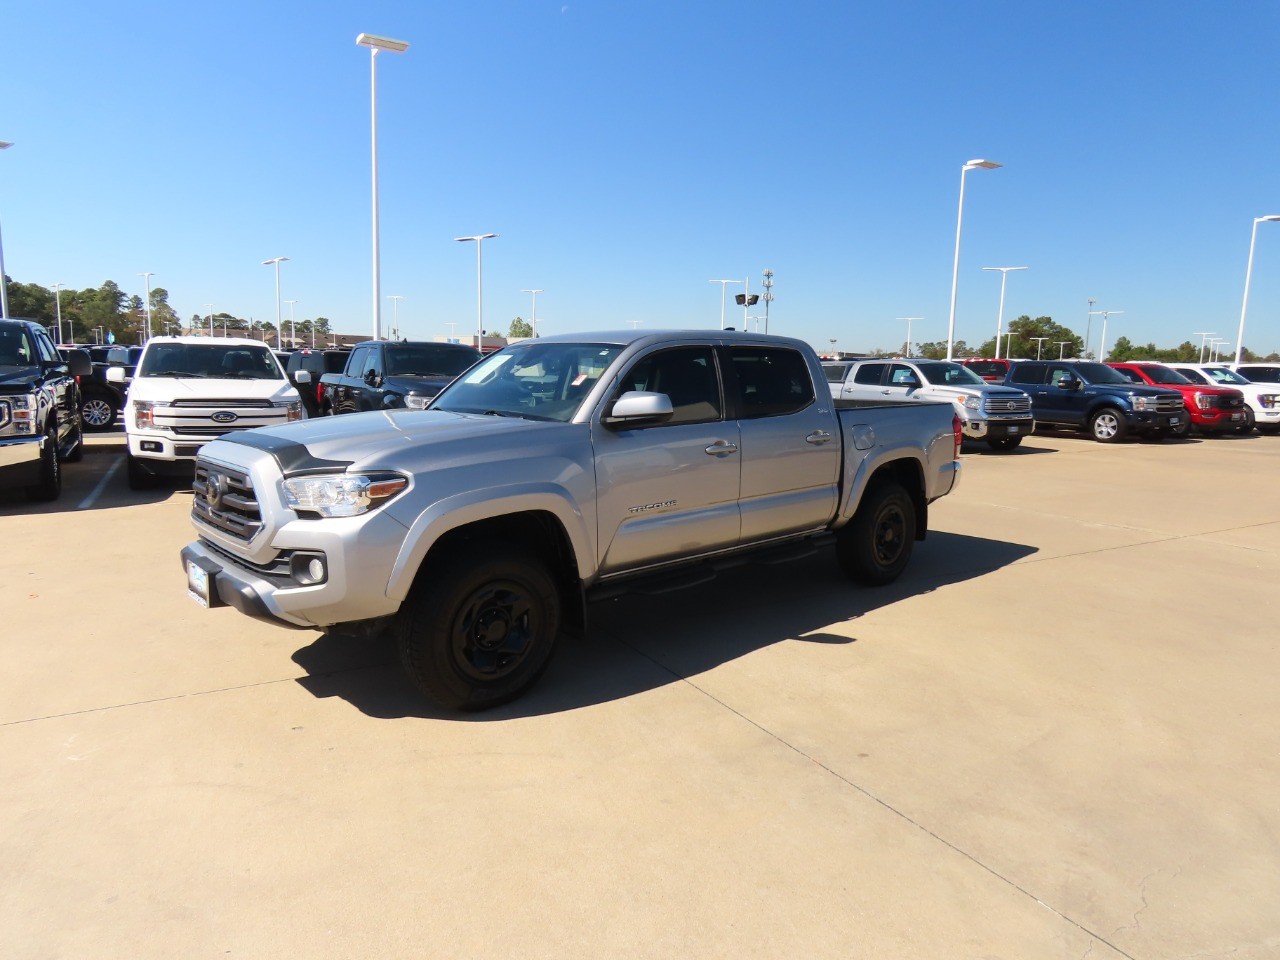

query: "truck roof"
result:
(527, 328), (815, 352)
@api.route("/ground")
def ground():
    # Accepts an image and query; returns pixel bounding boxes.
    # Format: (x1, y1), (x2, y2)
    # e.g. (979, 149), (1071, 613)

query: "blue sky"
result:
(3, 1), (1279, 356)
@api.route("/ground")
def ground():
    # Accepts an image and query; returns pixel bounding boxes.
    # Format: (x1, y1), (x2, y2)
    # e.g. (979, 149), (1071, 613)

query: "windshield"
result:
(1176, 367), (1209, 385)
(0, 326), (37, 367)
(139, 343), (284, 380)
(1074, 362), (1131, 385)
(1203, 367), (1248, 385)
(431, 341), (625, 422)
(914, 361), (984, 386)
(1134, 365), (1191, 385)
(385, 344), (480, 378)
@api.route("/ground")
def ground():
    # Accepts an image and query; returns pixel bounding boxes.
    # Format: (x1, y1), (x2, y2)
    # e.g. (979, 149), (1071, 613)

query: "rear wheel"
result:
(986, 435), (1023, 451)
(25, 426), (62, 502)
(81, 396), (117, 430)
(396, 541), (561, 710)
(1089, 408), (1127, 443)
(836, 482), (916, 586)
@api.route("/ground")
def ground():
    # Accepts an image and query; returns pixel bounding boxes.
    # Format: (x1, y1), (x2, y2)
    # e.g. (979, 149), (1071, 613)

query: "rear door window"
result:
(728, 347), (814, 419)
(853, 363), (886, 385)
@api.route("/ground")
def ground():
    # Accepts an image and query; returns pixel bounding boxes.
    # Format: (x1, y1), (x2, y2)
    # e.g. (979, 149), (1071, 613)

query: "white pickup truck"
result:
(825, 357), (1035, 451)
(181, 331), (962, 710)
(111, 336), (305, 488)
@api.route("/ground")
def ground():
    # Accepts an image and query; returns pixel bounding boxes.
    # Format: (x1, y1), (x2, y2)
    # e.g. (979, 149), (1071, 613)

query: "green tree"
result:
(980, 315), (1084, 361)
(508, 316), (533, 339)
(149, 287), (180, 334)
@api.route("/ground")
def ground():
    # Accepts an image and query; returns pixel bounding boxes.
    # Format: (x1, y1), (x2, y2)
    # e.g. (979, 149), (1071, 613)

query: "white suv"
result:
(111, 337), (305, 488)
(1166, 363), (1280, 435)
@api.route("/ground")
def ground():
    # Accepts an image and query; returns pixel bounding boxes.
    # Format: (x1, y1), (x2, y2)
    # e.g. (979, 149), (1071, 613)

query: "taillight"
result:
(952, 414), (963, 456)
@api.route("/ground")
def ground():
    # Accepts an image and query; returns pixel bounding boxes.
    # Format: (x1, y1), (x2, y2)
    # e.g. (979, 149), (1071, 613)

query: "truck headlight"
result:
(1261, 395), (1279, 409)
(7, 395), (34, 433)
(404, 394), (432, 410)
(134, 400), (155, 429)
(962, 396), (981, 410)
(283, 472), (409, 518)
(276, 400), (304, 421)
(1195, 392), (1211, 410)
(1131, 396), (1151, 411)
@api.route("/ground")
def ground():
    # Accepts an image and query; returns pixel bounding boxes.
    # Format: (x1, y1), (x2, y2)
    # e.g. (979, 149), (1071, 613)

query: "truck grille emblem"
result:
(205, 472), (228, 510)
(212, 411), (239, 423)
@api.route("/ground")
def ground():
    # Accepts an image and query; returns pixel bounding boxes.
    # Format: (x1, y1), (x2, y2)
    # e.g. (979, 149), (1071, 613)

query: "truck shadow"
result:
(291, 531), (1038, 720)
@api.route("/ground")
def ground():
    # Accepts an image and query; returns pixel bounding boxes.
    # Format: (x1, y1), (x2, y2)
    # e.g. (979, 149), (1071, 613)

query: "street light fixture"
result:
(51, 283), (65, 343)
(1192, 331), (1216, 363)
(521, 288), (543, 337)
(708, 278), (743, 330)
(1084, 298), (1097, 359)
(946, 158), (1001, 361)
(455, 233), (498, 350)
(385, 295), (403, 340)
(1055, 341), (1072, 359)
(1212, 340), (1231, 362)
(1096, 310), (1124, 361)
(205, 303), (215, 338)
(1030, 336), (1050, 360)
(1234, 215), (1280, 365)
(981, 266), (1028, 359)
(896, 317), (923, 357)
(357, 32), (410, 341)
(262, 257), (289, 344)
(138, 272), (155, 342)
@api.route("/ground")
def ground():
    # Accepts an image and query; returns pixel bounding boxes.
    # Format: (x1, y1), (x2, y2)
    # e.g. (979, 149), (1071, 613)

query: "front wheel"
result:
(1235, 408), (1256, 435)
(836, 482), (916, 586)
(986, 435), (1023, 451)
(25, 427), (62, 501)
(81, 397), (117, 430)
(396, 541), (561, 711)
(1089, 408), (1127, 443)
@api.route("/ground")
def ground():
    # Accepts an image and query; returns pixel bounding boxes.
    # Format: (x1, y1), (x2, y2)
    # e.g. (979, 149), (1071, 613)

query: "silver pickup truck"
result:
(181, 331), (961, 710)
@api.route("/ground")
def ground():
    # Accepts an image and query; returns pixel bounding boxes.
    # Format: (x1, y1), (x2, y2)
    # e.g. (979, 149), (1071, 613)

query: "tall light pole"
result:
(455, 233), (498, 351)
(1193, 331), (1216, 363)
(285, 299), (299, 345)
(262, 256), (288, 345)
(708, 278), (743, 329)
(1211, 340), (1230, 362)
(746, 315), (766, 333)
(1055, 341), (1072, 359)
(51, 283), (65, 343)
(205, 303), (215, 338)
(521, 288), (543, 337)
(445, 321), (458, 343)
(1084, 298), (1097, 360)
(1234, 215), (1280, 365)
(138, 272), (155, 341)
(981, 266), (1028, 359)
(626, 320), (643, 329)
(896, 317), (923, 357)
(386, 295), (403, 340)
(761, 269), (774, 334)
(1097, 310), (1124, 360)
(357, 32), (410, 342)
(0, 141), (12, 320)
(1031, 337), (1050, 360)
(946, 159), (1001, 360)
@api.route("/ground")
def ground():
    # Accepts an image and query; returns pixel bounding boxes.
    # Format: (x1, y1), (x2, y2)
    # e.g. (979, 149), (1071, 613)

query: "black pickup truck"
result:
(1, 319), (89, 501)
(318, 339), (481, 414)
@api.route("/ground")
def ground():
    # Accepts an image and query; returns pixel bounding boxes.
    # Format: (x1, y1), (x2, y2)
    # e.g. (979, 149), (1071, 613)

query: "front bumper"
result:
(962, 415), (1035, 440)
(128, 431), (208, 465)
(1128, 411), (1184, 434)
(0, 434), (45, 488)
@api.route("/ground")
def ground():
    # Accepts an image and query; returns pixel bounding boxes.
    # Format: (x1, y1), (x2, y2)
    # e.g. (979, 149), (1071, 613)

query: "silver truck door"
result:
(591, 345), (741, 574)
(729, 346), (840, 542)
(839, 361), (888, 401)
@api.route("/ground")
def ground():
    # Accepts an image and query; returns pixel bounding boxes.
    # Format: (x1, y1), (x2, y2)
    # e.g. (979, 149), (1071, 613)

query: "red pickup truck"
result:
(1108, 362), (1248, 435)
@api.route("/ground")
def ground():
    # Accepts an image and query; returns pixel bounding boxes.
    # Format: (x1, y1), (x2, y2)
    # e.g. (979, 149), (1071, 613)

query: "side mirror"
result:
(1056, 374), (1079, 390)
(64, 349), (92, 378)
(105, 366), (126, 384)
(364, 369), (380, 387)
(603, 391), (674, 428)
(294, 369), (312, 385)
(899, 375), (921, 389)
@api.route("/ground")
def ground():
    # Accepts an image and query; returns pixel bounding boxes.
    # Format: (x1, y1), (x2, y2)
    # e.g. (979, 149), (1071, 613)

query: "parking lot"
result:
(2, 427), (1278, 959)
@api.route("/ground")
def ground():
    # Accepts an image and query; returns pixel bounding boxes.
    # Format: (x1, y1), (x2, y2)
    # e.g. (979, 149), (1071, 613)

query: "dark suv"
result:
(1004, 360), (1184, 442)
(284, 348), (350, 417)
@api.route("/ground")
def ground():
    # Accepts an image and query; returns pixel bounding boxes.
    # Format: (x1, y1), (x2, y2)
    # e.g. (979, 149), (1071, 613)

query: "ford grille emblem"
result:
(212, 411), (238, 424)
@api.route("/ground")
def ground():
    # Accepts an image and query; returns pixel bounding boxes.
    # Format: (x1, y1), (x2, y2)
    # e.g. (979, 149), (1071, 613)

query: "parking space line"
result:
(78, 457), (122, 510)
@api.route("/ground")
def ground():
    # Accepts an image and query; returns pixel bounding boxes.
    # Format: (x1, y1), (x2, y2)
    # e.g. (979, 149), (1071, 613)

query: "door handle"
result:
(805, 430), (833, 444)
(705, 440), (738, 457)
(881, 389), (892, 395)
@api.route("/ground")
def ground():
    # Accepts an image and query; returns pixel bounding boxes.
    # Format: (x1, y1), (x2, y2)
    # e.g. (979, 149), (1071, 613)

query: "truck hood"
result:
(384, 374), (455, 397)
(128, 377), (299, 404)
(925, 385), (1027, 401)
(0, 365), (39, 389)
(216, 409), (573, 474)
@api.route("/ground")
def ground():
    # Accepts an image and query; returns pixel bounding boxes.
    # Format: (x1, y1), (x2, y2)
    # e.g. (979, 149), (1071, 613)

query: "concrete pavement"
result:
(2, 428), (1277, 959)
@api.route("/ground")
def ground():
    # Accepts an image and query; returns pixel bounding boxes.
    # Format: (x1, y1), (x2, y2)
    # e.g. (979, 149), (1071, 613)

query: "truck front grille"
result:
(1214, 394), (1245, 410)
(192, 459), (262, 542)
(1157, 395), (1184, 413)
(984, 395), (1031, 414)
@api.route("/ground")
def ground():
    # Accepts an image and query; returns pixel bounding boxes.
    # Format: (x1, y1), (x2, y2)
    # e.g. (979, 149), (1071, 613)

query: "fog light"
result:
(290, 552), (328, 586)
(141, 440), (162, 452)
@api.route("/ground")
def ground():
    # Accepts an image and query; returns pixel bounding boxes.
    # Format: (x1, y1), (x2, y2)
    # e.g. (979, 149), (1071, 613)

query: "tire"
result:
(986, 435), (1023, 451)
(81, 397), (117, 431)
(25, 427), (62, 502)
(126, 450), (153, 490)
(396, 540), (561, 711)
(1235, 408), (1256, 435)
(1088, 408), (1127, 443)
(1257, 424), (1280, 436)
(1171, 416), (1192, 439)
(836, 481), (916, 586)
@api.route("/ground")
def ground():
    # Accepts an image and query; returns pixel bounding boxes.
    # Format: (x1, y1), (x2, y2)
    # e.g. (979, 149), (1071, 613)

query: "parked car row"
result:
(826, 355), (1280, 447)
